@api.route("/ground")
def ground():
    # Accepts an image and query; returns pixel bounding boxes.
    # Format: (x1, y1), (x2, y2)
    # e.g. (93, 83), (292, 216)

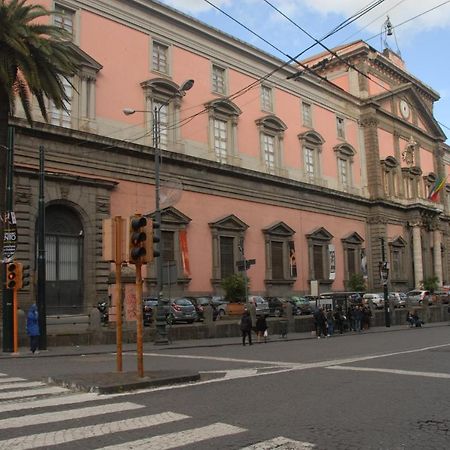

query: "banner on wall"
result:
(328, 244), (336, 280)
(179, 230), (190, 276)
(288, 240), (297, 278)
(360, 248), (368, 279)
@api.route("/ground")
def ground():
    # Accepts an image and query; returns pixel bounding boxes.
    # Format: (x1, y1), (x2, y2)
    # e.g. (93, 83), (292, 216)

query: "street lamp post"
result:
(123, 79), (194, 344)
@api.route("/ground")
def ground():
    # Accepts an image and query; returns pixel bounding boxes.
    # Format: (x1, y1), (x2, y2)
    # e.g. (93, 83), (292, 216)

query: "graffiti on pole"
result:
(2, 211), (17, 263)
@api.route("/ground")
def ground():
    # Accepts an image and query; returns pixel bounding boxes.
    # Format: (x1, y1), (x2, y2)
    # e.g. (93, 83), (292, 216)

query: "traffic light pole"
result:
(380, 237), (390, 328)
(135, 262), (144, 378)
(114, 216), (123, 372)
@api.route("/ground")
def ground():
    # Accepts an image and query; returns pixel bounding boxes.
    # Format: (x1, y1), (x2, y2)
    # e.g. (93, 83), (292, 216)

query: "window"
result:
(152, 41), (169, 74)
(212, 65), (226, 94)
(261, 85), (273, 112)
(50, 77), (72, 128)
(334, 143), (355, 190)
(54, 4), (75, 39)
(263, 222), (296, 286)
(141, 78), (187, 150)
(302, 102), (312, 127)
(336, 116), (345, 139)
(341, 232), (364, 283)
(256, 115), (287, 175)
(209, 214), (248, 285)
(213, 119), (228, 163)
(306, 227), (334, 287)
(263, 134), (275, 174)
(402, 166), (422, 200)
(381, 156), (399, 198)
(148, 207), (192, 289)
(206, 99), (241, 164)
(298, 131), (324, 180)
(389, 237), (407, 281)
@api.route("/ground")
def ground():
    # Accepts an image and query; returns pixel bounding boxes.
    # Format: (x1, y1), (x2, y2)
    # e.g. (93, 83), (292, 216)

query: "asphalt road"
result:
(1, 325), (449, 449)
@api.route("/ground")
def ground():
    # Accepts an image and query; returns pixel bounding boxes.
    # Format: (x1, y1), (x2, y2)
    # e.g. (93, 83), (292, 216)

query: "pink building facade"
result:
(11, 1), (450, 314)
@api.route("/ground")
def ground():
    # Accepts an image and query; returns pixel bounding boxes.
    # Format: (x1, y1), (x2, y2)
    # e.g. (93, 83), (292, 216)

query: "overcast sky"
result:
(158, 0), (450, 143)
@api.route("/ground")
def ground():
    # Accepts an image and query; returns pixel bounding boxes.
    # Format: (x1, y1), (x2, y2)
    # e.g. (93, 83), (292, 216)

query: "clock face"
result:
(400, 100), (410, 119)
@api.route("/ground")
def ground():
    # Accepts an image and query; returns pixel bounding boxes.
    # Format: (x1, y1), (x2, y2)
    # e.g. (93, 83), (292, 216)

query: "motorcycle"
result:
(97, 301), (109, 326)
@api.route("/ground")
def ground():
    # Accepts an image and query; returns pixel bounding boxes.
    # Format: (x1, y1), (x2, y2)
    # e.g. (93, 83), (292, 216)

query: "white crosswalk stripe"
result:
(0, 376), (26, 383)
(0, 386), (69, 400)
(240, 436), (315, 449)
(0, 381), (45, 391)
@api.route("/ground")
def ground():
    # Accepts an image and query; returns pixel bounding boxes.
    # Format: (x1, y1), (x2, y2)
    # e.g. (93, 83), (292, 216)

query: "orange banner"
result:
(179, 229), (190, 276)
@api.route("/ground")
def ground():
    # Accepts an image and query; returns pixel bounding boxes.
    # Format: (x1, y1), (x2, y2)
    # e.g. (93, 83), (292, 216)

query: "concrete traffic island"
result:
(47, 370), (200, 394)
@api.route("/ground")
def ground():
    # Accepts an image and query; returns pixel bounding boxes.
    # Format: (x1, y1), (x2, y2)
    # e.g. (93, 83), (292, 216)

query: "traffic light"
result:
(128, 214), (154, 264)
(152, 219), (160, 258)
(6, 262), (18, 289)
(21, 264), (31, 288)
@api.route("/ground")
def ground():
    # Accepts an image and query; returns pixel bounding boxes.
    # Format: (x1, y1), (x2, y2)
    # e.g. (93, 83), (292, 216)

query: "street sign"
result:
(2, 211), (17, 263)
(236, 258), (256, 271)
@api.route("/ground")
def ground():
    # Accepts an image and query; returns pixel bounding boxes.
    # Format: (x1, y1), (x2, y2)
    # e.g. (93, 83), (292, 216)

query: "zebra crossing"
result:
(0, 371), (315, 449)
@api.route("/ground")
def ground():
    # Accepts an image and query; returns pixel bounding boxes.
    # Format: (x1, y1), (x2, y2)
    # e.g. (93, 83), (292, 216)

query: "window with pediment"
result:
(306, 227), (334, 286)
(334, 143), (355, 190)
(209, 215), (248, 284)
(263, 222), (296, 286)
(140, 78), (186, 150)
(341, 232), (364, 283)
(147, 207), (191, 289)
(424, 172), (439, 201)
(206, 99), (241, 164)
(389, 237), (407, 281)
(298, 131), (324, 180)
(381, 156), (399, 198)
(256, 116), (287, 175)
(402, 166), (422, 199)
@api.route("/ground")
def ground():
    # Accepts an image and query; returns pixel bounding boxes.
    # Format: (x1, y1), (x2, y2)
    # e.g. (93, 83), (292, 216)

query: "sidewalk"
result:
(1, 322), (447, 393)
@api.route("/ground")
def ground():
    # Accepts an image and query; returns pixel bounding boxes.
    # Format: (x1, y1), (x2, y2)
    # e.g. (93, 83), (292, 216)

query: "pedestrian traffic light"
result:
(6, 262), (18, 289)
(127, 214), (154, 264)
(152, 219), (160, 258)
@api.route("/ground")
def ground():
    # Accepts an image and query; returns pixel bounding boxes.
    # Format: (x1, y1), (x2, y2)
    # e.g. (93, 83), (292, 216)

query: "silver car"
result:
(363, 293), (384, 309)
(389, 292), (407, 308)
(248, 295), (270, 317)
(168, 298), (198, 323)
(406, 290), (431, 306)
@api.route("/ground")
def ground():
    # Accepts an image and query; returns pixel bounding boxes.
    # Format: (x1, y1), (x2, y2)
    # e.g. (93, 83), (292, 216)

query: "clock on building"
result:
(399, 99), (410, 119)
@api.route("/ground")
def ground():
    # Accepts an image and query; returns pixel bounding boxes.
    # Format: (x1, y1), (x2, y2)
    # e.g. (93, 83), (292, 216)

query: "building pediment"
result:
(306, 227), (333, 241)
(148, 206), (191, 225)
(341, 232), (364, 245)
(263, 221), (295, 237)
(209, 214), (248, 231)
(68, 42), (102, 72)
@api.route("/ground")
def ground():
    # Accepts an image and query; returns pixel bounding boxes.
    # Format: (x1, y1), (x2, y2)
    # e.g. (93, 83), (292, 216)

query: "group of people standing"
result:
(313, 305), (372, 338)
(239, 309), (269, 345)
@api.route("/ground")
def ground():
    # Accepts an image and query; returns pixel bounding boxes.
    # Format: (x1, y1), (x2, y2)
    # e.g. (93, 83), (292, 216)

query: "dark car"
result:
(288, 296), (312, 315)
(266, 296), (299, 316)
(143, 297), (158, 326)
(185, 296), (218, 321)
(168, 298), (198, 324)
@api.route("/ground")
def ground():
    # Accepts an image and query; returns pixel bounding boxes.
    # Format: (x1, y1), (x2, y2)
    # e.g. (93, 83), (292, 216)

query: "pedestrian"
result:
(314, 307), (327, 338)
(255, 314), (268, 343)
(346, 306), (353, 331)
(240, 309), (253, 346)
(362, 306), (372, 329)
(353, 305), (363, 332)
(26, 304), (40, 354)
(326, 309), (334, 336)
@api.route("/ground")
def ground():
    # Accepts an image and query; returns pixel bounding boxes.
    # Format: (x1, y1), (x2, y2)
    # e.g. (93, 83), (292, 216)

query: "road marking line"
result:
(100, 422), (246, 450)
(0, 392), (100, 413)
(0, 401), (144, 429)
(0, 381), (45, 391)
(0, 386), (69, 401)
(0, 412), (189, 450)
(240, 436), (315, 449)
(327, 365), (450, 379)
(0, 377), (26, 383)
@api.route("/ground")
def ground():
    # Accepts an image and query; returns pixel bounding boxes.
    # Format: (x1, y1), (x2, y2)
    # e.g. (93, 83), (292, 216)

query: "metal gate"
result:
(44, 205), (84, 315)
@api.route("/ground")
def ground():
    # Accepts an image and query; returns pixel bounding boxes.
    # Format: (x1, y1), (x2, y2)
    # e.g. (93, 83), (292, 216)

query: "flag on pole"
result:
(428, 175), (447, 202)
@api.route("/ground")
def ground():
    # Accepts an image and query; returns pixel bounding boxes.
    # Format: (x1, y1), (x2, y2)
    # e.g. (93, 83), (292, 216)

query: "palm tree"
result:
(0, 0), (79, 254)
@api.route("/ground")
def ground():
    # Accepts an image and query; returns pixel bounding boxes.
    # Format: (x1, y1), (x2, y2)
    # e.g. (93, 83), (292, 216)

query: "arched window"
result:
(334, 143), (356, 190)
(206, 99), (241, 164)
(298, 130), (324, 180)
(256, 115), (287, 175)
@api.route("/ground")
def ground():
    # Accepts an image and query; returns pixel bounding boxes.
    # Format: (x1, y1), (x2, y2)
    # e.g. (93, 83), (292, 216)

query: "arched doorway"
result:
(44, 205), (84, 314)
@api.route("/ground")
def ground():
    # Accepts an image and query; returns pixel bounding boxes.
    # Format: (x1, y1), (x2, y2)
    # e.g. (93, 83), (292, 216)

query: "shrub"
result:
(221, 273), (248, 303)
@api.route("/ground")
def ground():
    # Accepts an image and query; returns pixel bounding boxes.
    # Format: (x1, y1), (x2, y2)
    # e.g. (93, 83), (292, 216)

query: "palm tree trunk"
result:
(0, 86), (10, 257)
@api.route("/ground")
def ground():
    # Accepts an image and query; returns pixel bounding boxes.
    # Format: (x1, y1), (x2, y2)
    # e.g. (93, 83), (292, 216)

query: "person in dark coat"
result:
(255, 315), (268, 343)
(240, 309), (253, 346)
(333, 307), (344, 334)
(26, 304), (40, 354)
(313, 308), (327, 338)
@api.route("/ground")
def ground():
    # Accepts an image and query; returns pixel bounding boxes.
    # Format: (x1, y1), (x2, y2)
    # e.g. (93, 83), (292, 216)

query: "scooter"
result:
(97, 301), (109, 326)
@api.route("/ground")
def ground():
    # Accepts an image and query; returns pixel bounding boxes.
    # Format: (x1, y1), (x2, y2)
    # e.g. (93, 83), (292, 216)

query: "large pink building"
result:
(10, 0), (450, 314)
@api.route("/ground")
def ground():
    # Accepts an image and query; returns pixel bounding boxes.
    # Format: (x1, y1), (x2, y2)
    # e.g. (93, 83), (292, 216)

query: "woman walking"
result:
(26, 304), (40, 354)
(240, 309), (253, 346)
(255, 314), (268, 343)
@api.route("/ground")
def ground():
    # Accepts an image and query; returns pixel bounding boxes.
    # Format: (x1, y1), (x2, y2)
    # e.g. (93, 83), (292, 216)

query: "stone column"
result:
(412, 225), (423, 288)
(433, 229), (443, 286)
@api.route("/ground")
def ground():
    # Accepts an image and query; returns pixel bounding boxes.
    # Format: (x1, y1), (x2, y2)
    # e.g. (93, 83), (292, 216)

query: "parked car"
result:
(363, 293), (385, 309)
(213, 298), (229, 318)
(389, 292), (407, 308)
(266, 296), (285, 316)
(431, 291), (449, 304)
(168, 298), (198, 323)
(288, 296), (312, 315)
(185, 296), (218, 321)
(143, 297), (158, 326)
(406, 290), (432, 306)
(247, 295), (270, 317)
